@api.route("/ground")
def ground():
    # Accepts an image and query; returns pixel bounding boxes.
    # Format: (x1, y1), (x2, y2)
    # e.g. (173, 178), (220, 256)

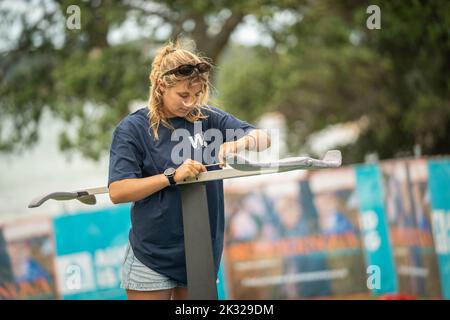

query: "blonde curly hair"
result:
(148, 39), (213, 140)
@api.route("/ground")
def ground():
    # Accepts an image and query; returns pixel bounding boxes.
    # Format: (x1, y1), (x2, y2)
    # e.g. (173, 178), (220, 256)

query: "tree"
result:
(3, 1), (447, 162)
(218, 0), (450, 163)
(0, 0), (298, 159)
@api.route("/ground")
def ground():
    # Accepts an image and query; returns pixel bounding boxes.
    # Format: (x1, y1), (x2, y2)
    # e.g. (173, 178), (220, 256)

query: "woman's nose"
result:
(182, 96), (197, 107)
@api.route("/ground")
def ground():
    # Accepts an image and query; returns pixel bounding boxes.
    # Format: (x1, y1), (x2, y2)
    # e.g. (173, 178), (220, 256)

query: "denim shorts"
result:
(120, 242), (187, 291)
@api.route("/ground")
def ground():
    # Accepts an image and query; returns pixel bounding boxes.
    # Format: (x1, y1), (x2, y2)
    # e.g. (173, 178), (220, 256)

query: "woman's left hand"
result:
(218, 140), (245, 167)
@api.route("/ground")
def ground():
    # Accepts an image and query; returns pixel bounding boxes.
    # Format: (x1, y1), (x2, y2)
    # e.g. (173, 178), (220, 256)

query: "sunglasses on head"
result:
(162, 62), (211, 77)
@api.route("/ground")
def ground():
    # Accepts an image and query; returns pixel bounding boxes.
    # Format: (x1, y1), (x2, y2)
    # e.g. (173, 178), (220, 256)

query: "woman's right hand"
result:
(174, 159), (207, 183)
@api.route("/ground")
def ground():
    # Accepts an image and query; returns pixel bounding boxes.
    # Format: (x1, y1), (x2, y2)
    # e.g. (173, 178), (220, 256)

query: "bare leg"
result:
(171, 287), (188, 300)
(126, 288), (172, 300)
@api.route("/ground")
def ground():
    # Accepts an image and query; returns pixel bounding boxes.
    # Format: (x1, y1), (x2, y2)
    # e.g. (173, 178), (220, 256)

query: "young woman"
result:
(108, 40), (271, 300)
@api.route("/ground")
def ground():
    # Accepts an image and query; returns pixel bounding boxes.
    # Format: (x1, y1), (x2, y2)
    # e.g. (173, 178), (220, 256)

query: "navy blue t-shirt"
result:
(108, 105), (256, 284)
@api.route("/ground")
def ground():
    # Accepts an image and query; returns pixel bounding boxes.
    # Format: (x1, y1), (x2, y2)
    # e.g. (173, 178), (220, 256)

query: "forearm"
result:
(109, 174), (170, 204)
(238, 129), (271, 151)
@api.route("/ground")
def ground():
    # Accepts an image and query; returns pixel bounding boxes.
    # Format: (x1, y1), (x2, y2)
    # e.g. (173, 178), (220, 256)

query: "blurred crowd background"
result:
(0, 0), (449, 299)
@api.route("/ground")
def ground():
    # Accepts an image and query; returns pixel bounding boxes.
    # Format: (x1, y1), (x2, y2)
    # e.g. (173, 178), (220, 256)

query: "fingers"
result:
(218, 142), (238, 166)
(218, 148), (227, 166)
(182, 159), (206, 175)
(188, 166), (200, 176)
(218, 150), (225, 163)
(189, 161), (206, 173)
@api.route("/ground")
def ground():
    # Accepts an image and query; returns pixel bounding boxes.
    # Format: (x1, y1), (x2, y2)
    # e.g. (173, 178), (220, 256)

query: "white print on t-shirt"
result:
(170, 121), (276, 166)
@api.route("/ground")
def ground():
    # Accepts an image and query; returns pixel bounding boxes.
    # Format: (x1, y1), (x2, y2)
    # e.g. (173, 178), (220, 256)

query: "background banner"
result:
(53, 205), (131, 300)
(381, 159), (441, 298)
(223, 168), (368, 299)
(355, 164), (398, 295)
(0, 217), (57, 299)
(427, 160), (450, 299)
(2, 157), (449, 300)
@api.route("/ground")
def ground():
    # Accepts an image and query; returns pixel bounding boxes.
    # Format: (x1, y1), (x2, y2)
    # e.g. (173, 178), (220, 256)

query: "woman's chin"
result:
(178, 109), (191, 116)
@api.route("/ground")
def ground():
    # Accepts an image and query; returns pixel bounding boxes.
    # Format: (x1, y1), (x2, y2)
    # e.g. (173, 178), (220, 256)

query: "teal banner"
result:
(217, 258), (229, 300)
(427, 160), (450, 299)
(355, 165), (398, 295)
(53, 204), (131, 299)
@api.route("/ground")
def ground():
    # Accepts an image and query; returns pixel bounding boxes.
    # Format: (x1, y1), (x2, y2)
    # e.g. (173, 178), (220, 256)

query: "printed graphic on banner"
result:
(217, 260), (228, 300)
(427, 160), (450, 299)
(0, 218), (57, 299)
(53, 204), (131, 300)
(355, 164), (398, 295)
(381, 159), (441, 298)
(0, 227), (15, 299)
(223, 168), (368, 299)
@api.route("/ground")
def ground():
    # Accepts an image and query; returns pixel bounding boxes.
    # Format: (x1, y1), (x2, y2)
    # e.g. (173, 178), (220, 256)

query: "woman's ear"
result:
(159, 81), (166, 93)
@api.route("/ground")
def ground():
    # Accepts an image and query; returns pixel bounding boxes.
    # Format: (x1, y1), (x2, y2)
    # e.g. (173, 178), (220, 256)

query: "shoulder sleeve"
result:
(205, 106), (257, 142)
(108, 127), (144, 187)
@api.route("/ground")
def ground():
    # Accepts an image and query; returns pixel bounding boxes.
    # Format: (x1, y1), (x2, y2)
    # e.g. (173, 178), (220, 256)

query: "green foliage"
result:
(0, 0), (448, 163)
(0, 0), (293, 159)
(218, 0), (449, 162)
(52, 44), (149, 159)
(215, 46), (277, 121)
